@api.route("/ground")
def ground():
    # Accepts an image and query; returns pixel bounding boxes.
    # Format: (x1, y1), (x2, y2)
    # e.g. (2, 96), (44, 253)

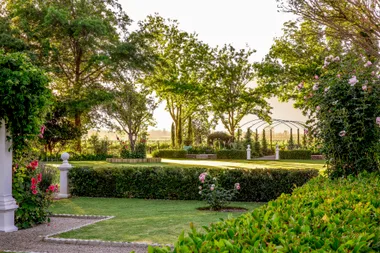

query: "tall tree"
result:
(207, 45), (271, 139)
(101, 82), (156, 151)
(254, 20), (345, 106)
(138, 15), (211, 147)
(5, 0), (143, 151)
(277, 0), (380, 58)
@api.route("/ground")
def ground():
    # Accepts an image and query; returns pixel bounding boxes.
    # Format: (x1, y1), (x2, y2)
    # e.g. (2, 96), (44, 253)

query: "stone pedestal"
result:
(0, 121), (18, 232)
(275, 144), (280, 160)
(57, 153), (72, 199)
(246, 145), (251, 160)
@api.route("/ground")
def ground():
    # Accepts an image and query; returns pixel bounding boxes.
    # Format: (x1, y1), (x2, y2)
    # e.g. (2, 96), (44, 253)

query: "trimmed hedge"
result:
(216, 149), (246, 159)
(151, 149), (187, 158)
(152, 173), (380, 252)
(279, 150), (312, 159)
(68, 166), (318, 202)
(41, 153), (113, 161)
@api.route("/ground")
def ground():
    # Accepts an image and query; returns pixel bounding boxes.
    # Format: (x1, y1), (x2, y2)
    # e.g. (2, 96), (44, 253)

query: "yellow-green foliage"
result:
(151, 173), (380, 252)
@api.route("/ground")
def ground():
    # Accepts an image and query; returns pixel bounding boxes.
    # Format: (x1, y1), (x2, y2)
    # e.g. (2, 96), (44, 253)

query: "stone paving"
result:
(0, 217), (148, 253)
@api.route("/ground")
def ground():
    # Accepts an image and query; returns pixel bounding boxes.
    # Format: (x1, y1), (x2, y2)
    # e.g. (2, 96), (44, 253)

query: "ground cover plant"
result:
(49, 198), (264, 244)
(68, 166), (318, 202)
(151, 172), (380, 252)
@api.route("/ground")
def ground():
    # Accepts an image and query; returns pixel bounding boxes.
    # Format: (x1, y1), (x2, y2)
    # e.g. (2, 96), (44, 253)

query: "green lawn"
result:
(50, 198), (264, 244)
(46, 158), (325, 170)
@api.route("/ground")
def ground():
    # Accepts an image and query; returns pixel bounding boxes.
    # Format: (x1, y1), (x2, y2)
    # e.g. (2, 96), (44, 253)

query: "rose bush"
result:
(198, 172), (240, 210)
(13, 160), (58, 228)
(297, 53), (380, 178)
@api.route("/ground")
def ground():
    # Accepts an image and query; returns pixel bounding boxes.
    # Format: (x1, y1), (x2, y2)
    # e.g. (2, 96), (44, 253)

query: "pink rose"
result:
(348, 76), (358, 86)
(364, 61), (372, 67)
(337, 74), (341, 78)
(40, 125), (46, 135)
(32, 189), (38, 195)
(316, 106), (321, 111)
(314, 75), (319, 80)
(235, 183), (241, 190)
(376, 117), (380, 126)
(210, 186), (214, 191)
(362, 85), (367, 91)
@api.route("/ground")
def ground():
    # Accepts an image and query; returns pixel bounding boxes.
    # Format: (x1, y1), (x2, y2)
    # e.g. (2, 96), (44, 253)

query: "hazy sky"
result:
(120, 0), (306, 131)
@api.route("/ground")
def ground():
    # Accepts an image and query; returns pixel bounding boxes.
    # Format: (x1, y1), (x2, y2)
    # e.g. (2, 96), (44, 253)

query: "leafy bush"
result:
(198, 172), (240, 210)
(216, 149), (246, 159)
(151, 173), (380, 252)
(12, 161), (58, 229)
(279, 150), (312, 159)
(120, 143), (147, 159)
(151, 149), (187, 158)
(68, 166), (318, 202)
(40, 153), (113, 161)
(298, 54), (380, 177)
(187, 146), (215, 154)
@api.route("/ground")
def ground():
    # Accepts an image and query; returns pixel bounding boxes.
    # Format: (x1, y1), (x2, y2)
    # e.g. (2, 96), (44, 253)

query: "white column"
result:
(57, 153), (72, 199)
(246, 145), (251, 160)
(275, 144), (280, 160)
(0, 121), (18, 232)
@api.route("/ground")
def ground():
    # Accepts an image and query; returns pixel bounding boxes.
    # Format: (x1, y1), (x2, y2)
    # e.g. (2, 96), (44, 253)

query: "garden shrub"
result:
(12, 161), (58, 229)
(216, 149), (246, 159)
(151, 149), (187, 158)
(151, 172), (380, 253)
(68, 166), (318, 202)
(40, 153), (113, 161)
(279, 150), (312, 159)
(298, 54), (380, 177)
(198, 172), (240, 210)
(187, 146), (215, 154)
(120, 143), (147, 159)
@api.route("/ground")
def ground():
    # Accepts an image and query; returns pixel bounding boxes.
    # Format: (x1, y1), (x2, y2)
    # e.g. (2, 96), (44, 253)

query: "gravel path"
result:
(0, 217), (148, 253)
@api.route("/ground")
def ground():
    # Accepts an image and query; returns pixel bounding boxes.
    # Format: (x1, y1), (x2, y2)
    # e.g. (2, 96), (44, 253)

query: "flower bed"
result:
(68, 166), (318, 202)
(151, 172), (380, 252)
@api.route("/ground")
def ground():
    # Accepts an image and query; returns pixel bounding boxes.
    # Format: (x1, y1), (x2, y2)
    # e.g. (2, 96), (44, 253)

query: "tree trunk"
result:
(171, 122), (175, 148)
(128, 132), (135, 151)
(74, 113), (82, 153)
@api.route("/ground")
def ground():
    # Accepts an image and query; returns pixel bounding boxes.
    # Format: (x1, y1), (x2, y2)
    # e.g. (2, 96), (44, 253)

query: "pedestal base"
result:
(57, 193), (71, 199)
(0, 204), (18, 232)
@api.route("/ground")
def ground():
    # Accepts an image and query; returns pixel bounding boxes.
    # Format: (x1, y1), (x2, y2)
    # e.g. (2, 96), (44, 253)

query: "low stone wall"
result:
(311, 155), (324, 160)
(185, 154), (217, 160)
(106, 158), (161, 163)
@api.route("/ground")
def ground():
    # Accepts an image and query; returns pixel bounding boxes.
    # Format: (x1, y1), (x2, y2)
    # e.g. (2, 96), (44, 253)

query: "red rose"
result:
(31, 177), (37, 185)
(28, 160), (38, 170)
(48, 184), (56, 192)
(37, 173), (42, 183)
(32, 189), (38, 195)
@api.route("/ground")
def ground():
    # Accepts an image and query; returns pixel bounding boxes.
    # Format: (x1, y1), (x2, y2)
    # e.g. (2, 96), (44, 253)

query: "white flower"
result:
(313, 84), (319, 91)
(334, 56), (340, 61)
(324, 87), (330, 93)
(199, 186), (202, 190)
(339, 130), (346, 137)
(348, 76), (358, 86)
(199, 191), (202, 195)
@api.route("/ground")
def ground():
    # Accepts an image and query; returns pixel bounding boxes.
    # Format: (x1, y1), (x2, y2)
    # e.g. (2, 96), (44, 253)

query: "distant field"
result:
(45, 159), (325, 170)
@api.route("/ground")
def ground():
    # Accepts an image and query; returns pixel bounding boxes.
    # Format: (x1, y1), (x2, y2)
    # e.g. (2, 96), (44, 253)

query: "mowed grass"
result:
(45, 158), (325, 170)
(50, 198), (264, 244)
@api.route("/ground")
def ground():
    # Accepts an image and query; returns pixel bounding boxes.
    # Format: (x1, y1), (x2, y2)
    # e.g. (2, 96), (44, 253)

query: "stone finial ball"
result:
(61, 152), (70, 161)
